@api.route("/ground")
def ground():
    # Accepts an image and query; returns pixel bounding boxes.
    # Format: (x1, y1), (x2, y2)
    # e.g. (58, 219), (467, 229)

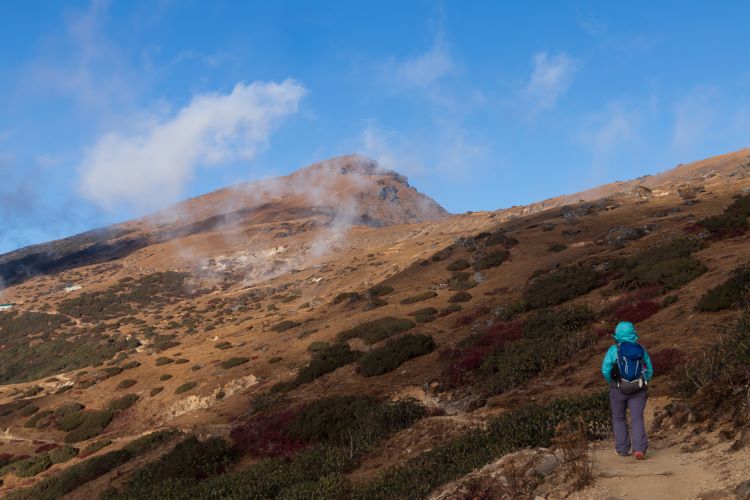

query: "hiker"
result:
(601, 321), (654, 460)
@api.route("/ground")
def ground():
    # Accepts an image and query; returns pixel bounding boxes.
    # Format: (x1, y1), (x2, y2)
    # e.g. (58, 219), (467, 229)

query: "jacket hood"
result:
(613, 321), (639, 343)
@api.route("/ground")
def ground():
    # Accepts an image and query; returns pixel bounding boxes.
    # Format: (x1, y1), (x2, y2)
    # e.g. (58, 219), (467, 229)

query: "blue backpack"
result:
(616, 341), (645, 383)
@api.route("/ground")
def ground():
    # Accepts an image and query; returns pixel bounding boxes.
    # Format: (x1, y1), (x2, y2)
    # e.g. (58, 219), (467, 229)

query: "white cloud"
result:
(382, 43), (453, 90)
(581, 102), (639, 155)
(522, 52), (578, 116)
(672, 86), (718, 149)
(78, 79), (306, 213)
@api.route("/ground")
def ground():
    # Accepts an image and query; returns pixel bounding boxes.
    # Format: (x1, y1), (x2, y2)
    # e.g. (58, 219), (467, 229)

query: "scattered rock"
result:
(534, 454), (560, 477)
(736, 480), (750, 499)
(604, 224), (659, 248)
(633, 185), (653, 199)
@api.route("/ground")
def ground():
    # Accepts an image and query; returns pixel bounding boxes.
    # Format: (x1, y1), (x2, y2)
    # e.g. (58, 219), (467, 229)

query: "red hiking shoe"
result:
(634, 451), (645, 460)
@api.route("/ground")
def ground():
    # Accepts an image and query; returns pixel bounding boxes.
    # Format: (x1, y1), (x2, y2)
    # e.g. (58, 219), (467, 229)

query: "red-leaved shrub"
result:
(34, 443), (59, 454)
(441, 321), (523, 388)
(452, 306), (491, 328)
(229, 410), (307, 458)
(649, 348), (684, 375)
(611, 300), (661, 324)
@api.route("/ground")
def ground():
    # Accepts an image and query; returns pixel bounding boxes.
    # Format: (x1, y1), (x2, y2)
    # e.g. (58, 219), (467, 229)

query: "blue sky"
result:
(1, 1), (749, 254)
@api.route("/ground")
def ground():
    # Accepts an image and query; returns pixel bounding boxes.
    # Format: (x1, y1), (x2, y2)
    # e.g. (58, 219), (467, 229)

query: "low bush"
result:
(49, 446), (78, 464)
(367, 284), (394, 298)
(121, 361), (141, 370)
(64, 409), (115, 443)
(351, 392), (610, 499)
(473, 249), (509, 271)
(4, 453), (52, 478)
(285, 396), (426, 454)
(6, 429), (179, 500)
(437, 304), (462, 317)
(410, 307), (437, 317)
(357, 335), (435, 377)
(230, 410), (307, 458)
(155, 357), (174, 366)
(150, 387), (164, 397)
(649, 348), (684, 375)
(697, 213), (748, 239)
(175, 382), (197, 395)
(607, 299), (661, 324)
(696, 265), (750, 312)
(221, 357), (249, 369)
(272, 320), (302, 332)
(364, 297), (388, 310)
(339, 317), (415, 345)
(523, 265), (604, 309)
(481, 306), (595, 394)
(447, 259), (470, 271)
(108, 436), (233, 498)
(548, 243), (567, 253)
(618, 238), (706, 291)
(214, 341), (232, 350)
(107, 394), (139, 411)
(57, 410), (86, 432)
(80, 439), (112, 458)
(332, 292), (361, 305)
(663, 295), (679, 307)
(400, 291), (438, 305)
(293, 343), (362, 386)
(174, 358), (189, 364)
(24, 409), (53, 428)
(307, 341), (329, 352)
(117, 379), (137, 390)
(19, 404), (38, 417)
(449, 271), (477, 291)
(448, 291), (472, 303)
(160, 374), (173, 381)
(268, 356), (282, 364)
(431, 246), (455, 262)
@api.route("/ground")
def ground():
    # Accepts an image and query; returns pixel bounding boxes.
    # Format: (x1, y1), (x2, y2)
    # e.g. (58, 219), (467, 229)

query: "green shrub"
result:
(431, 246), (455, 262)
(339, 317), (415, 345)
(618, 238), (706, 291)
(110, 436), (233, 498)
(7, 454), (53, 478)
(351, 392), (610, 499)
(294, 343), (362, 386)
(221, 357), (250, 369)
(696, 265), (750, 312)
(449, 271), (477, 291)
(285, 396), (426, 454)
(174, 358), (189, 364)
(357, 335), (435, 377)
(272, 320), (302, 332)
(400, 291), (438, 305)
(19, 404), (39, 417)
(495, 301), (528, 321)
(24, 409), (53, 428)
(117, 379), (137, 390)
(448, 291), (472, 303)
(155, 357), (174, 366)
(80, 439), (112, 458)
(49, 446), (79, 464)
(481, 306), (595, 394)
(663, 295), (679, 307)
(214, 341), (232, 350)
(410, 307), (438, 317)
(6, 430), (179, 500)
(160, 374), (173, 381)
(548, 243), (567, 253)
(438, 304), (463, 316)
(307, 341), (329, 352)
(175, 382), (197, 395)
(332, 292), (361, 305)
(364, 297), (388, 310)
(107, 394), (139, 412)
(150, 387), (164, 397)
(57, 410), (86, 432)
(447, 259), (470, 271)
(121, 361), (141, 370)
(473, 249), (509, 271)
(269, 357), (282, 364)
(64, 410), (115, 443)
(367, 284), (394, 298)
(523, 264), (603, 309)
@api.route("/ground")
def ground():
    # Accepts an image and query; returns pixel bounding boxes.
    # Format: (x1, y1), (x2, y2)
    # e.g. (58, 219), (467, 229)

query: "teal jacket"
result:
(601, 322), (653, 384)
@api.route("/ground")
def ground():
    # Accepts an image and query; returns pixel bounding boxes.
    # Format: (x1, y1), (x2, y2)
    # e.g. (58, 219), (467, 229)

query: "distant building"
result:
(0, 303), (15, 311)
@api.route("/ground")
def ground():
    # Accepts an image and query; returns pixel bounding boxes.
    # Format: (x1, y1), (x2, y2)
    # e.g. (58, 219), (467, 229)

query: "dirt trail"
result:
(570, 397), (749, 499)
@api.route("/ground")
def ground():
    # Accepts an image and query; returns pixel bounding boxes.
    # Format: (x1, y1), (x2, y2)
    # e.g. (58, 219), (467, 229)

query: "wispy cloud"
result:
(521, 52), (578, 117)
(672, 86), (718, 150)
(383, 42), (453, 90)
(78, 80), (306, 213)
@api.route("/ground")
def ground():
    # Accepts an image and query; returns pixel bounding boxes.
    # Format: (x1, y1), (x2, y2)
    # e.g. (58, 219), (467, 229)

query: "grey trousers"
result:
(610, 387), (648, 454)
